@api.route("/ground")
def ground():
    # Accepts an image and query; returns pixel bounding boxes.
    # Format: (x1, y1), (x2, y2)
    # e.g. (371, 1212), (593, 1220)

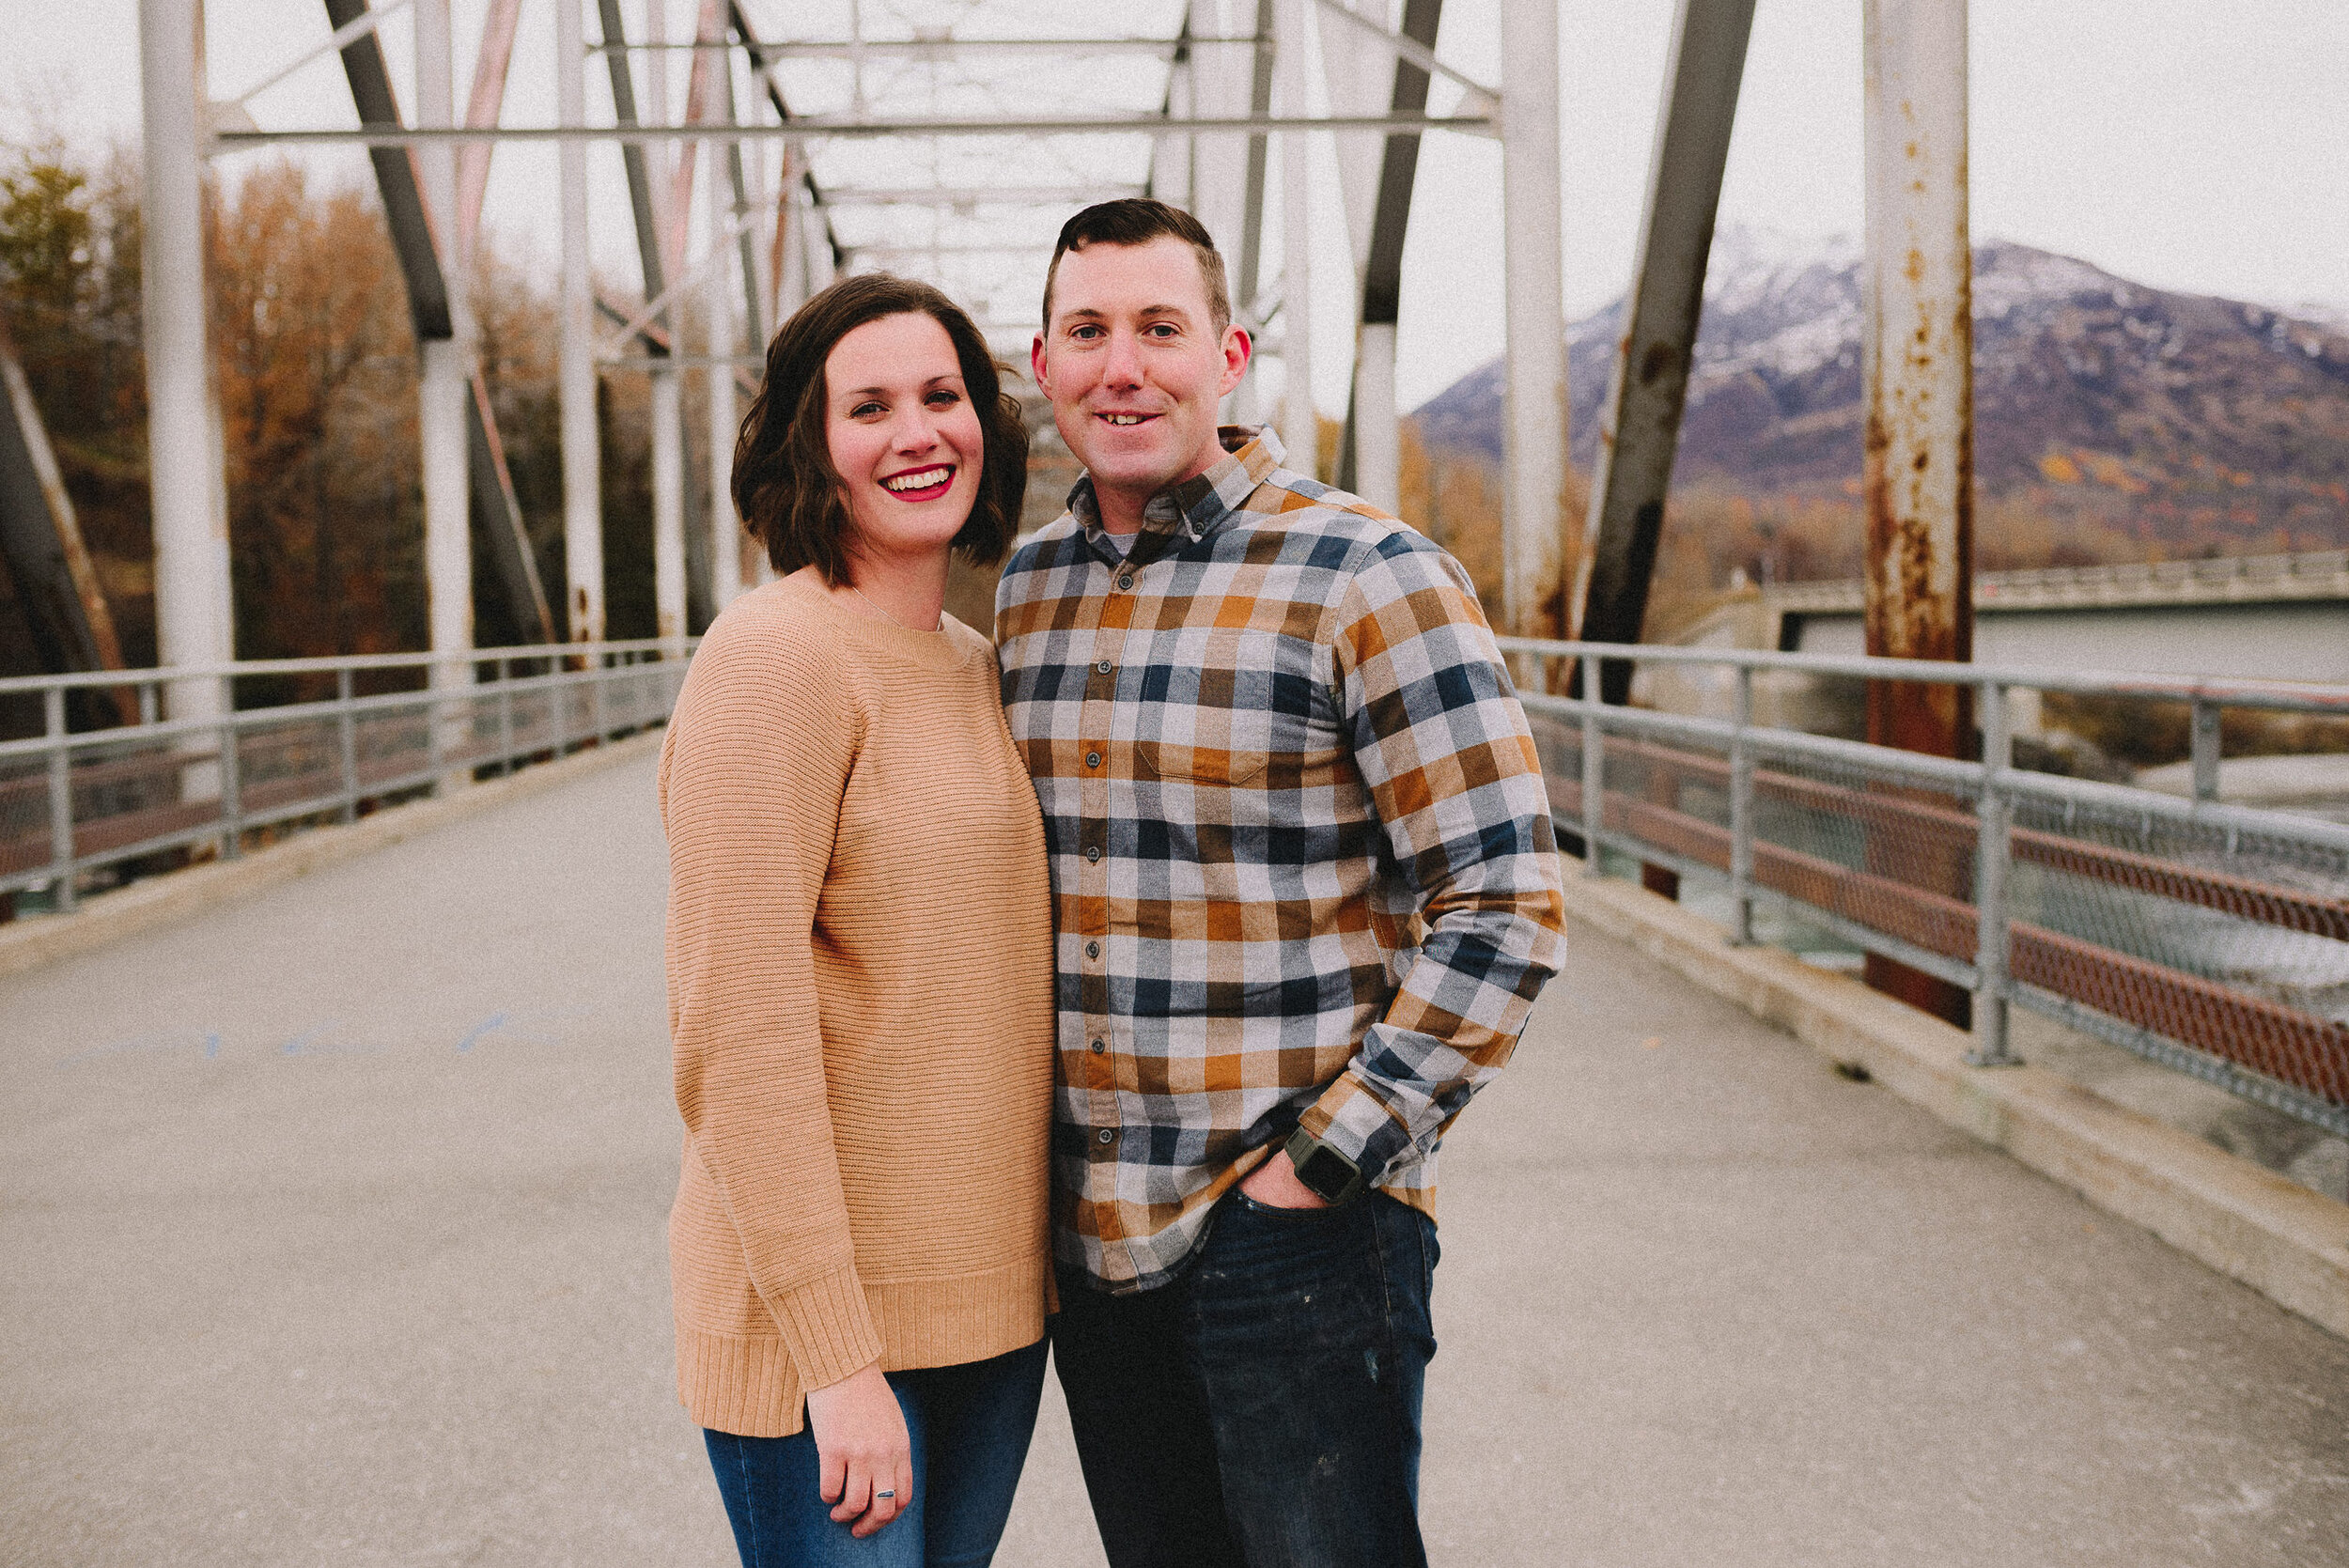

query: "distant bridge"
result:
(1675, 550), (2349, 687)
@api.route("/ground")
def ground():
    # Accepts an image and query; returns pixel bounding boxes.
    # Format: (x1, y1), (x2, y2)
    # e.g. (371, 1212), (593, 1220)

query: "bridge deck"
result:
(5, 754), (2345, 1566)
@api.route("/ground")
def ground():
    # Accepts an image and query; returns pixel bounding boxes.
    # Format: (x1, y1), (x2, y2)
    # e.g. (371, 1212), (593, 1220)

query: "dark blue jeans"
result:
(1052, 1189), (1439, 1568)
(702, 1339), (1048, 1568)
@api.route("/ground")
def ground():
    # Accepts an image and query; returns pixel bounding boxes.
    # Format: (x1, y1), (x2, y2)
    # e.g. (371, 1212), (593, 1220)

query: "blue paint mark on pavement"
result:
(454, 1014), (511, 1053)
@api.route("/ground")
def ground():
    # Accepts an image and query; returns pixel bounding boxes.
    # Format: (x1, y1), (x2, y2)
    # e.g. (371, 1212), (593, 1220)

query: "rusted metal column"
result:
(1861, 0), (1975, 1025)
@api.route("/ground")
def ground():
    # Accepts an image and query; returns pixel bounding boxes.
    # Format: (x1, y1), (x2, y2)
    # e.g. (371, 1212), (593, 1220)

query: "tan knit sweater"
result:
(659, 573), (1056, 1438)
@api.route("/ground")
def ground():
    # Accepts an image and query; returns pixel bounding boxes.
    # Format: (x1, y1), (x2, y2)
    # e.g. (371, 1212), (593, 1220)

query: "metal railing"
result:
(0, 640), (697, 915)
(1762, 547), (2349, 613)
(1501, 638), (2349, 1141)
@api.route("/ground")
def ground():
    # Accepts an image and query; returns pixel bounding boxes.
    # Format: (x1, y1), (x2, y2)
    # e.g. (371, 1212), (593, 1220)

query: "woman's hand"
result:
(804, 1363), (912, 1537)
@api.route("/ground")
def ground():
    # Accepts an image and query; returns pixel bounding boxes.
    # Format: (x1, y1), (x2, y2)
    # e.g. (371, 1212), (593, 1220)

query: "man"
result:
(995, 198), (1567, 1567)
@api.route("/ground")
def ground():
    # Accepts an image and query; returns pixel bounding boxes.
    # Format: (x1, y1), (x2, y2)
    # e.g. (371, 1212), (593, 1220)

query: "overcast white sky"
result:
(8, 1), (2345, 412)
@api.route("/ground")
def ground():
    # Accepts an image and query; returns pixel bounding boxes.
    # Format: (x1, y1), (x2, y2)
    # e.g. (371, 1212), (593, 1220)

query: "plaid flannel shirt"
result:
(994, 426), (1567, 1294)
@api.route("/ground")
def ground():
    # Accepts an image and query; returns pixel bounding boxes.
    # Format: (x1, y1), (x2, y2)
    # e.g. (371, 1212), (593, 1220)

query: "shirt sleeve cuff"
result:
(766, 1264), (886, 1392)
(1299, 1075), (1410, 1188)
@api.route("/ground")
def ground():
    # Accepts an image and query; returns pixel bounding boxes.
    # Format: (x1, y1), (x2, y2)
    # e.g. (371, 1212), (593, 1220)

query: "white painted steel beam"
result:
(1500, 0), (1564, 638)
(651, 372), (686, 639)
(708, 128), (742, 620)
(416, 0), (474, 715)
(557, 0), (604, 643)
(140, 0), (235, 727)
(1277, 0), (1315, 475)
(1186, 1), (1255, 273)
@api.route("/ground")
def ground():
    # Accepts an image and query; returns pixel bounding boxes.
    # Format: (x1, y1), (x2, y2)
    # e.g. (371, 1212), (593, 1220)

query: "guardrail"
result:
(1499, 638), (2349, 1140)
(1762, 547), (2349, 613)
(0, 640), (697, 915)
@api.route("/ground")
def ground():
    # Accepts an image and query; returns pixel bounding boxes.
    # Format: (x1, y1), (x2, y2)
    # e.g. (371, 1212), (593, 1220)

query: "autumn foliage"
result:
(0, 136), (666, 681)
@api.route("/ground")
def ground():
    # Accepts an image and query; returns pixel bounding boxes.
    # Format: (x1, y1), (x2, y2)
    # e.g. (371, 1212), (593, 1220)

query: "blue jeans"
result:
(702, 1339), (1048, 1568)
(1052, 1189), (1439, 1568)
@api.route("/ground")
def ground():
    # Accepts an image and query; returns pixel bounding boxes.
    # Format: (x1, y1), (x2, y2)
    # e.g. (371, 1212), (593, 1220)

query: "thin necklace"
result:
(848, 582), (940, 632)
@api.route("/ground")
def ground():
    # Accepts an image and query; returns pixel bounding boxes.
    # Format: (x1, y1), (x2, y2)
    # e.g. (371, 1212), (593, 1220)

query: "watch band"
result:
(1283, 1126), (1366, 1207)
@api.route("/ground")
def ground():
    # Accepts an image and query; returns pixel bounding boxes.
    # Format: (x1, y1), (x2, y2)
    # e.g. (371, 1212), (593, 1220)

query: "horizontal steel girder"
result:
(210, 111), (1497, 152)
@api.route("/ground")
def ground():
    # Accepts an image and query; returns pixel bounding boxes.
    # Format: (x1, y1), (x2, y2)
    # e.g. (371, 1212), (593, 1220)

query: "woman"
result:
(660, 272), (1052, 1566)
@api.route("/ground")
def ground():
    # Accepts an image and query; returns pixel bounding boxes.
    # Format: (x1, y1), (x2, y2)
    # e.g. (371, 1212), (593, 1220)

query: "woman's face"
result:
(823, 311), (985, 569)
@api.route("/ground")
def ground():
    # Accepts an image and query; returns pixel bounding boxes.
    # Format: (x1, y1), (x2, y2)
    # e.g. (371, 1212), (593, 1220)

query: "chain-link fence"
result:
(0, 642), (694, 915)
(1510, 640), (2349, 1141)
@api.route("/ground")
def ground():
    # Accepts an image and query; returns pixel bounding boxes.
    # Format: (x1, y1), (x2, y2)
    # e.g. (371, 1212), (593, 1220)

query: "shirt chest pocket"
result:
(1131, 628), (1342, 789)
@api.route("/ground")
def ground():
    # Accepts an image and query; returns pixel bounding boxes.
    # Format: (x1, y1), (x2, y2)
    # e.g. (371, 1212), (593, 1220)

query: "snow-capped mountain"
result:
(1411, 227), (2349, 551)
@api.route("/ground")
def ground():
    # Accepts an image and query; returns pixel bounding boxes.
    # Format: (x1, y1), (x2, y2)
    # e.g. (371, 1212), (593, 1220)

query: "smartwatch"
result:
(1282, 1127), (1366, 1207)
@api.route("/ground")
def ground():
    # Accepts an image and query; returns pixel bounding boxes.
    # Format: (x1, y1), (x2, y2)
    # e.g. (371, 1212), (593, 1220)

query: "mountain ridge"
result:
(1410, 229), (2349, 557)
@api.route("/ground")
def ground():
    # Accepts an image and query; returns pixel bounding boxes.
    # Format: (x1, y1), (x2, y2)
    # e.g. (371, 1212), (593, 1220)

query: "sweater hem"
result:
(680, 1251), (1050, 1438)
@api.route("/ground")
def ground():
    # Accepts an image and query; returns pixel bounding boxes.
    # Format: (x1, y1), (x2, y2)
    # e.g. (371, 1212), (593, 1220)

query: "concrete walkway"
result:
(4, 753), (2345, 1567)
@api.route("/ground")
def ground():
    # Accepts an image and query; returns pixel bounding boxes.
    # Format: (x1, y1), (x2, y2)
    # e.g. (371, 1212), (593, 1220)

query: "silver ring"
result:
(875, 1489), (895, 1499)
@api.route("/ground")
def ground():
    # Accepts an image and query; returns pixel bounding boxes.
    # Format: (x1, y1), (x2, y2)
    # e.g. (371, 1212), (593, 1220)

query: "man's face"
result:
(1033, 236), (1250, 519)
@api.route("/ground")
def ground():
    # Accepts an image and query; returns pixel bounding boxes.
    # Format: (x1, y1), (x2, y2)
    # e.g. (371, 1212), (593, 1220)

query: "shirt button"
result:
(1097, 1128), (1115, 1145)
(1085, 751), (1101, 768)
(1086, 846), (1101, 862)
(1085, 940), (1100, 959)
(1117, 574), (1134, 591)
(1090, 1038), (1105, 1053)
(1096, 660), (1112, 675)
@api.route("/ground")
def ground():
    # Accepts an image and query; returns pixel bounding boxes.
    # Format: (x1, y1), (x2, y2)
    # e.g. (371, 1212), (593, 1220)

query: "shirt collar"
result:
(1067, 425), (1288, 567)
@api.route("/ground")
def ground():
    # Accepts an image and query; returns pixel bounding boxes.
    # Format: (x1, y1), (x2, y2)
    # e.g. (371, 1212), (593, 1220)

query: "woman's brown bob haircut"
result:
(733, 272), (1028, 585)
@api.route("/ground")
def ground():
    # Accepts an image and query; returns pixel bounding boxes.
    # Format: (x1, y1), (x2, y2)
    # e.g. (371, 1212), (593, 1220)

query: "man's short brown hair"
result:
(1040, 198), (1232, 335)
(732, 272), (1028, 585)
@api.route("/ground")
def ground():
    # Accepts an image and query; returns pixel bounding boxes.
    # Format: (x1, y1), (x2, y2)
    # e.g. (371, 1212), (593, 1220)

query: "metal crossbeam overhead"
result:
(810, 185), (1148, 207)
(124, 0), (1557, 800)
(207, 111), (1498, 149)
(842, 241), (1073, 258)
(593, 36), (1269, 56)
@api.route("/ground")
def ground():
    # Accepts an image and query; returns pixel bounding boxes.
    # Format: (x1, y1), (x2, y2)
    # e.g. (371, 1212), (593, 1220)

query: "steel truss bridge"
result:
(0, 6), (2341, 1221)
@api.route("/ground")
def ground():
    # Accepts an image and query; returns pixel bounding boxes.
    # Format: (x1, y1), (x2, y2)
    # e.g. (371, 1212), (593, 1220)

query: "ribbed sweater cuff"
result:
(770, 1265), (885, 1391)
